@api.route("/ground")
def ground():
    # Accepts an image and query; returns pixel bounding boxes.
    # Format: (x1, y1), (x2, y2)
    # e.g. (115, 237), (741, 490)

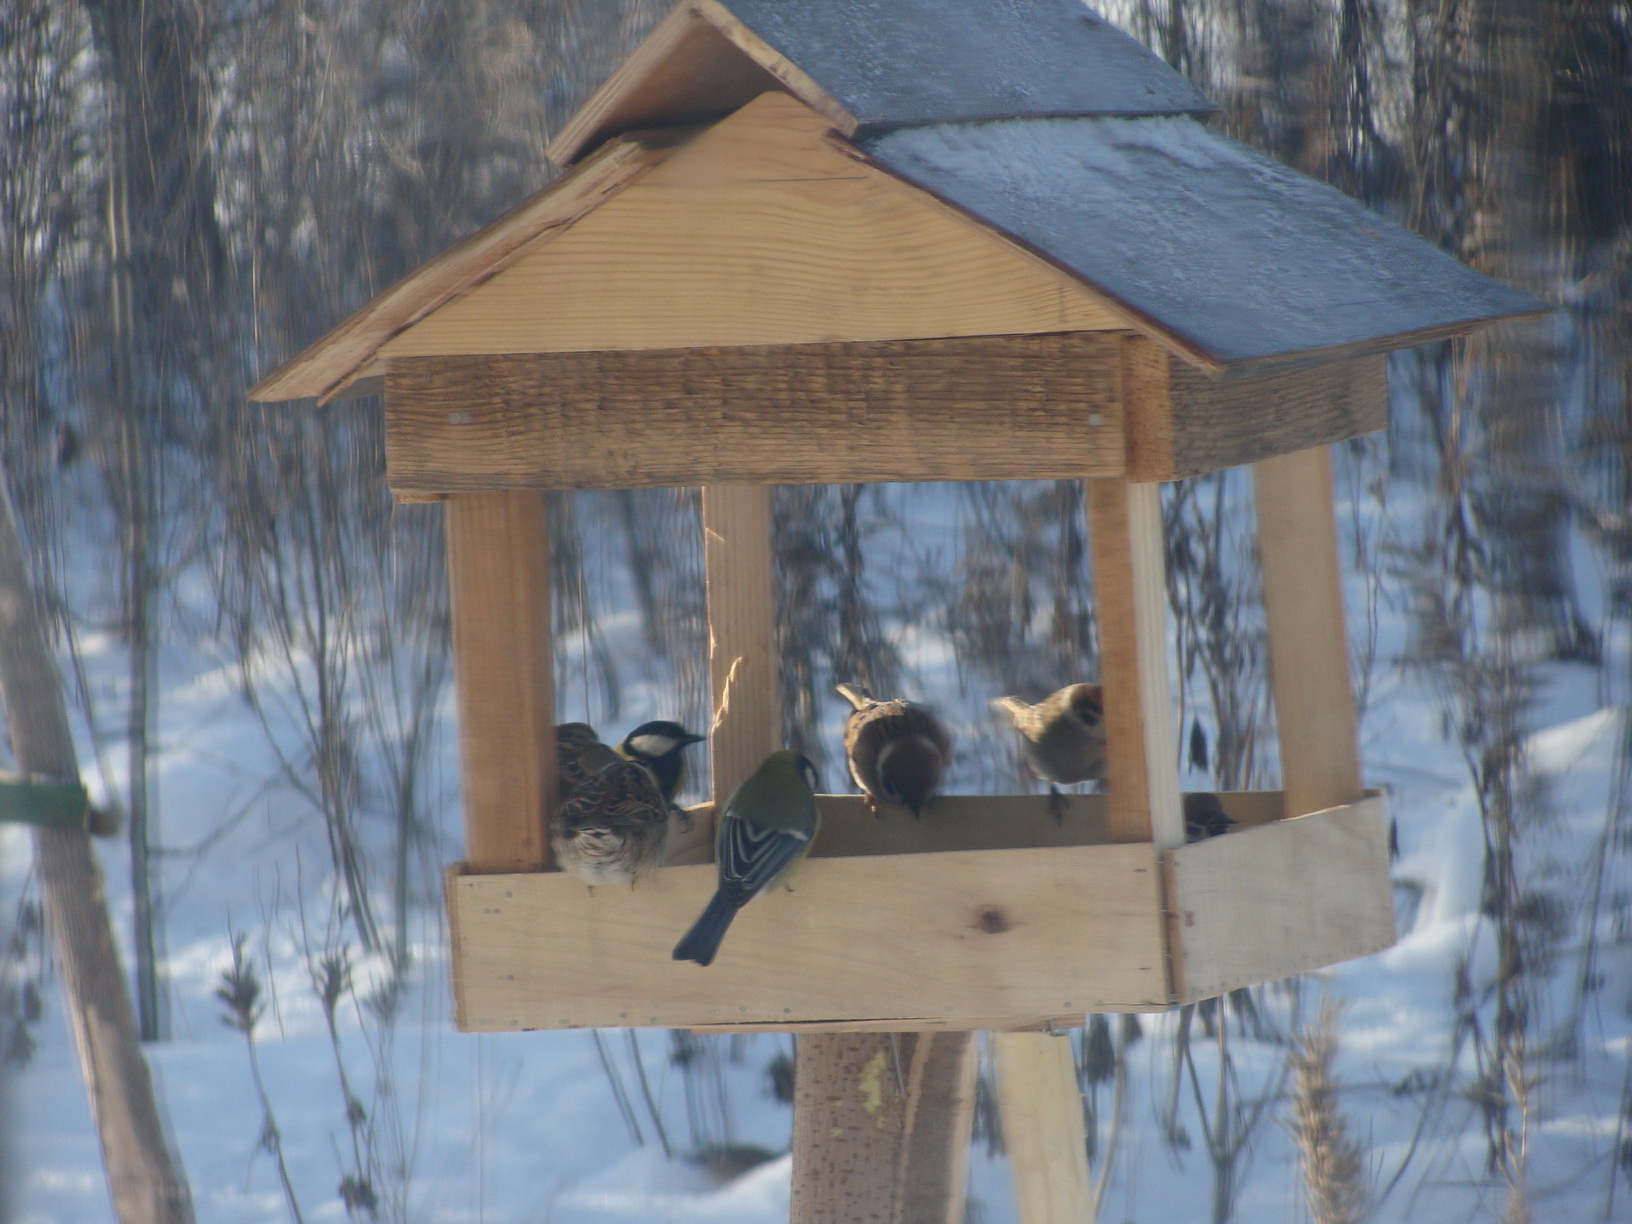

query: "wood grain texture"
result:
(690, 1015), (1080, 1034)
(1125, 337), (1389, 481)
(993, 1032), (1094, 1224)
(384, 334), (1125, 493)
(896, 1031), (979, 1224)
(669, 796), (1116, 874)
(1121, 334), (1175, 483)
(444, 493), (555, 872)
(693, 0), (855, 133)
(249, 133), (676, 403)
(1085, 480), (1184, 848)
(789, 1031), (977, 1224)
(0, 480), (196, 1223)
(385, 93), (1120, 360)
(703, 485), (781, 812)
(447, 841), (1170, 1030)
(1254, 446), (1363, 817)
(546, 4), (805, 166)
(790, 1034), (913, 1224)
(1164, 793), (1394, 1003)
(665, 790), (1291, 866)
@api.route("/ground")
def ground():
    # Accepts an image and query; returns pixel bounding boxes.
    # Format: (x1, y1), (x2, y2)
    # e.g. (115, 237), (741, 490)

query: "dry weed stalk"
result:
(1289, 1002), (1369, 1224)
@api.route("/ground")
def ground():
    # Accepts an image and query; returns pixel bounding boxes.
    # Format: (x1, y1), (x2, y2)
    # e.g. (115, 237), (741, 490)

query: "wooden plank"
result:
(248, 132), (679, 403)
(665, 792), (1118, 864)
(702, 484), (781, 811)
(667, 790), (1290, 866)
(1164, 793), (1394, 1003)
(689, 1015), (1082, 1034)
(1125, 337), (1389, 481)
(384, 93), (1120, 360)
(444, 492), (555, 872)
(1085, 480), (1184, 849)
(445, 861), (472, 1030)
(993, 1032), (1094, 1224)
(1254, 446), (1363, 817)
(446, 841), (1171, 1030)
(547, 2), (854, 167)
(692, 0), (857, 130)
(1121, 334), (1175, 483)
(384, 334), (1125, 493)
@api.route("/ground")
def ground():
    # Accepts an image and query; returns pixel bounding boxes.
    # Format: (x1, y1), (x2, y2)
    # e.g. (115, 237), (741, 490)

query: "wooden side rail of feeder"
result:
(446, 788), (1392, 1031)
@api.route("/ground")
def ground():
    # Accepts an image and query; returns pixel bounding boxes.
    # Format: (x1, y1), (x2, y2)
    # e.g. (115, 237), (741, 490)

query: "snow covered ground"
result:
(7, 452), (1632, 1223)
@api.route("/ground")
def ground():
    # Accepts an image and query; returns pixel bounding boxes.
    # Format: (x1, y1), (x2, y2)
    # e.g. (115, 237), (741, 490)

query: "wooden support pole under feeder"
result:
(789, 1031), (978, 1224)
(993, 1031), (1094, 1224)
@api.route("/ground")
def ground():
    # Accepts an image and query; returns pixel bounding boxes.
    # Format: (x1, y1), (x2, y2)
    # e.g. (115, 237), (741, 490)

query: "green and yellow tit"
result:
(672, 750), (821, 967)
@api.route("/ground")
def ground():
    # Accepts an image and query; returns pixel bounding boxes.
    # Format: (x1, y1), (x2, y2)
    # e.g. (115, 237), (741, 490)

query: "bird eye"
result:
(800, 760), (820, 792)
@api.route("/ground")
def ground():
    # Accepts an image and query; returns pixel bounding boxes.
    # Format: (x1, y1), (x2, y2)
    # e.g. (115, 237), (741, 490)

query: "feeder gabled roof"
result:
(249, 4), (1549, 404)
(860, 116), (1548, 372)
(547, 0), (1214, 165)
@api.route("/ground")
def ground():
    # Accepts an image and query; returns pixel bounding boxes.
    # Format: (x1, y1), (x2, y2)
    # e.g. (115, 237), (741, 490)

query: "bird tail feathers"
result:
(835, 682), (876, 710)
(992, 695), (1029, 722)
(672, 889), (740, 967)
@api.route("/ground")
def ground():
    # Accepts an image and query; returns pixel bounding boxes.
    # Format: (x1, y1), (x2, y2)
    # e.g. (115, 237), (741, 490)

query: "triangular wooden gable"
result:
(546, 0), (1215, 167)
(378, 93), (1125, 362)
(247, 131), (683, 404)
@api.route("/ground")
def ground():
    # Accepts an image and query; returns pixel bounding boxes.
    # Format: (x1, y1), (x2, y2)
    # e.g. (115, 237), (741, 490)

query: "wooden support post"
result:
(790, 1032), (978, 1224)
(898, 1032), (980, 1224)
(444, 491), (555, 872)
(1085, 479), (1184, 849)
(700, 484), (976, 1221)
(701, 483), (781, 808)
(1253, 446), (1362, 817)
(0, 478), (195, 1224)
(993, 1032), (1094, 1224)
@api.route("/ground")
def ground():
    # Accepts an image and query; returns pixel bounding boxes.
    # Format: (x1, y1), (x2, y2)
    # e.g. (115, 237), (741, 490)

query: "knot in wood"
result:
(975, 905), (1011, 935)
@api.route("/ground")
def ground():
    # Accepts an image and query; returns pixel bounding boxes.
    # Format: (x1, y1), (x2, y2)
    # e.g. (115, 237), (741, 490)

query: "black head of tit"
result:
(617, 720), (706, 804)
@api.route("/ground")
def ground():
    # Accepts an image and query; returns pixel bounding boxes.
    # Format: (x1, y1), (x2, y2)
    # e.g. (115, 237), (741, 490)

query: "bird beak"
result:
(681, 734), (706, 745)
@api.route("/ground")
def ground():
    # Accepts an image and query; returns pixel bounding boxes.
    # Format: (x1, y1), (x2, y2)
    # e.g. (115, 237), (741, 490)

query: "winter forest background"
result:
(3, 0), (1632, 1220)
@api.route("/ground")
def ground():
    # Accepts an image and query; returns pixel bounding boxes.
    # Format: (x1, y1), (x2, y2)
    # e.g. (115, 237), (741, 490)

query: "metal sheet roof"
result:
(861, 115), (1547, 369)
(721, 0), (1214, 126)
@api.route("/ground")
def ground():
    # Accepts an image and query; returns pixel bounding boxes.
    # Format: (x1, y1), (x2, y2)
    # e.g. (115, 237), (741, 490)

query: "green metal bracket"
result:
(0, 773), (92, 831)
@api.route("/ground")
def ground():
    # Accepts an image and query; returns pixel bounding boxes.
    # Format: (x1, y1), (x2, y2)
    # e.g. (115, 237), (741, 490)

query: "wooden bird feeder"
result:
(251, 0), (1543, 1035)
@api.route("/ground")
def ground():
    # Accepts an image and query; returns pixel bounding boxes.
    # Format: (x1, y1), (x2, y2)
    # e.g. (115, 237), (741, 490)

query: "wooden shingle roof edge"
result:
(247, 128), (688, 405)
(546, 0), (1215, 168)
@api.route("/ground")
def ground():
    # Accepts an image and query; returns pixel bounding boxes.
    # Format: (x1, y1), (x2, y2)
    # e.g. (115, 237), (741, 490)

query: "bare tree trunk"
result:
(0, 475), (194, 1224)
(80, 0), (229, 1043)
(790, 1031), (977, 1224)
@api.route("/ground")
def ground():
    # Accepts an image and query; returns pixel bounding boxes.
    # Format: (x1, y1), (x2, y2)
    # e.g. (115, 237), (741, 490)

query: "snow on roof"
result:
(861, 115), (1547, 370)
(721, 0), (1215, 126)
